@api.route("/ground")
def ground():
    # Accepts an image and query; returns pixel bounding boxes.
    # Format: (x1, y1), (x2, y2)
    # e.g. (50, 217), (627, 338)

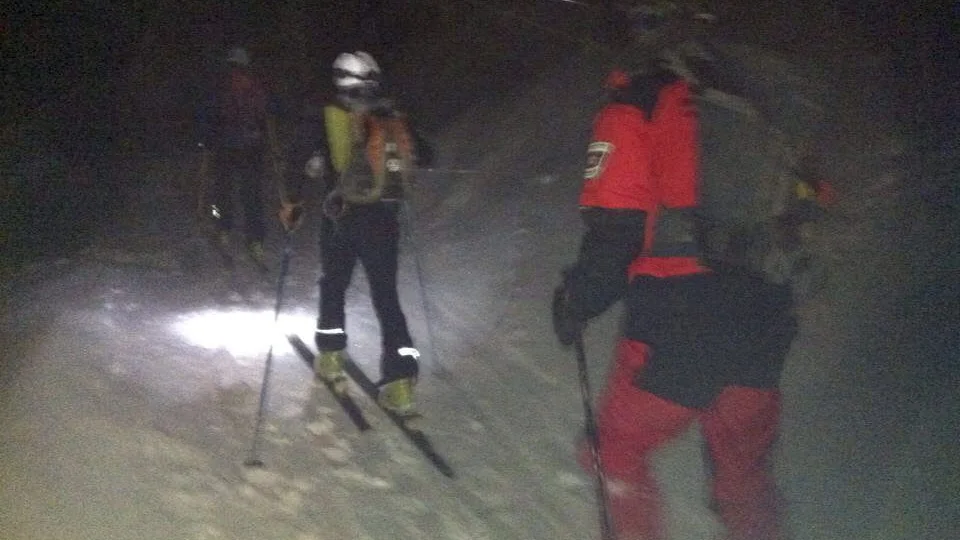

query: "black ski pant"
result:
(316, 202), (417, 382)
(211, 146), (266, 244)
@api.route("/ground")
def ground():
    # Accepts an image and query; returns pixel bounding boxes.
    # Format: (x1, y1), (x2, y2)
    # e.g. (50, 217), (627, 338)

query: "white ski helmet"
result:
(332, 51), (381, 92)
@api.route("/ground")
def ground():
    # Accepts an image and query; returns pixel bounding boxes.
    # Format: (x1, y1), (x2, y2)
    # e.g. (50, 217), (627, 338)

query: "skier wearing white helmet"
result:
(279, 51), (428, 417)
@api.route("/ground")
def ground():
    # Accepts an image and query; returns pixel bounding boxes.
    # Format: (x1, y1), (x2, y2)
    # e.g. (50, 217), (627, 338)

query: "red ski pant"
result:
(581, 339), (782, 540)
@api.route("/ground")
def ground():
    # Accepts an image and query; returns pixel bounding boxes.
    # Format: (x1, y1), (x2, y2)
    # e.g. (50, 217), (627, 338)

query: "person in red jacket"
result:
(196, 46), (281, 266)
(553, 3), (797, 539)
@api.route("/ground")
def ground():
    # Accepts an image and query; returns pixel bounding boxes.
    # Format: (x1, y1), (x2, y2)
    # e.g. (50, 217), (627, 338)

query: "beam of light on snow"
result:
(172, 309), (313, 358)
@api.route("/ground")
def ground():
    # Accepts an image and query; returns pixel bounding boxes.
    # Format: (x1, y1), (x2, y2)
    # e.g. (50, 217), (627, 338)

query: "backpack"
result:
(324, 104), (414, 205)
(692, 48), (831, 289)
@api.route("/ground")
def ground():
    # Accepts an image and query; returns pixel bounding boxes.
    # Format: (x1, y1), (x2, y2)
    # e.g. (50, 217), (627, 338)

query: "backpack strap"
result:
(323, 104), (353, 174)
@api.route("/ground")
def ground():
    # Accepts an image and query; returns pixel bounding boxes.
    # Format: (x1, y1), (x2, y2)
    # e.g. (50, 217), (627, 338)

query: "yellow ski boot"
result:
(314, 350), (348, 394)
(378, 377), (418, 418)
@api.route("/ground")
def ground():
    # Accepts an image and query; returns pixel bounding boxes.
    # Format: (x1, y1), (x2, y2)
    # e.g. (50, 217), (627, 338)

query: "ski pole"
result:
(573, 332), (615, 540)
(243, 231), (294, 468)
(400, 199), (447, 377)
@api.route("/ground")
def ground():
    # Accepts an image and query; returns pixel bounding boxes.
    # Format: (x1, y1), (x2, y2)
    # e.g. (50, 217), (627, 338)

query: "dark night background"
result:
(1, 0), (955, 277)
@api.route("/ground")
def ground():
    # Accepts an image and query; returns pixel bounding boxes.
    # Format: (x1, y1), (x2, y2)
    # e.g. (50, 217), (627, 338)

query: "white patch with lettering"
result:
(584, 141), (614, 180)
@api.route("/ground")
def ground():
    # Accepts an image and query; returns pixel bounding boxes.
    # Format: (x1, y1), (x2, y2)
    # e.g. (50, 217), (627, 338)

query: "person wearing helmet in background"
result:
(279, 51), (424, 416)
(550, 2), (831, 539)
(196, 45), (281, 266)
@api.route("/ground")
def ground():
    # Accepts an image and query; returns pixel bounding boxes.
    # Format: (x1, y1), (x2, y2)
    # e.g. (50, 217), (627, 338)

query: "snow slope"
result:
(2, 12), (958, 540)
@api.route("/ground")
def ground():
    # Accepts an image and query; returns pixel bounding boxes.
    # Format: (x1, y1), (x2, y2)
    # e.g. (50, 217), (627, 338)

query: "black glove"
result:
(552, 283), (584, 348)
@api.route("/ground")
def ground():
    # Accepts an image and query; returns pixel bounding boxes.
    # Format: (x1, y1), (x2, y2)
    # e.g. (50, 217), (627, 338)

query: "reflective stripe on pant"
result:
(583, 338), (782, 540)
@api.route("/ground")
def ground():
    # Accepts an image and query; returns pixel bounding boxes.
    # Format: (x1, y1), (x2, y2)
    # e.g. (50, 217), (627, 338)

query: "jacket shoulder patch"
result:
(584, 141), (614, 180)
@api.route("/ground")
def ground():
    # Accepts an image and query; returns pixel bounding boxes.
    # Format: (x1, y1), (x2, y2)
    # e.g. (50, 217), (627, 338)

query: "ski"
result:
(287, 335), (372, 432)
(340, 357), (456, 478)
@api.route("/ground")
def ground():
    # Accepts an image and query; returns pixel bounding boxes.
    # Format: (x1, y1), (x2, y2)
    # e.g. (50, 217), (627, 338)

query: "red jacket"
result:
(580, 74), (706, 279)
